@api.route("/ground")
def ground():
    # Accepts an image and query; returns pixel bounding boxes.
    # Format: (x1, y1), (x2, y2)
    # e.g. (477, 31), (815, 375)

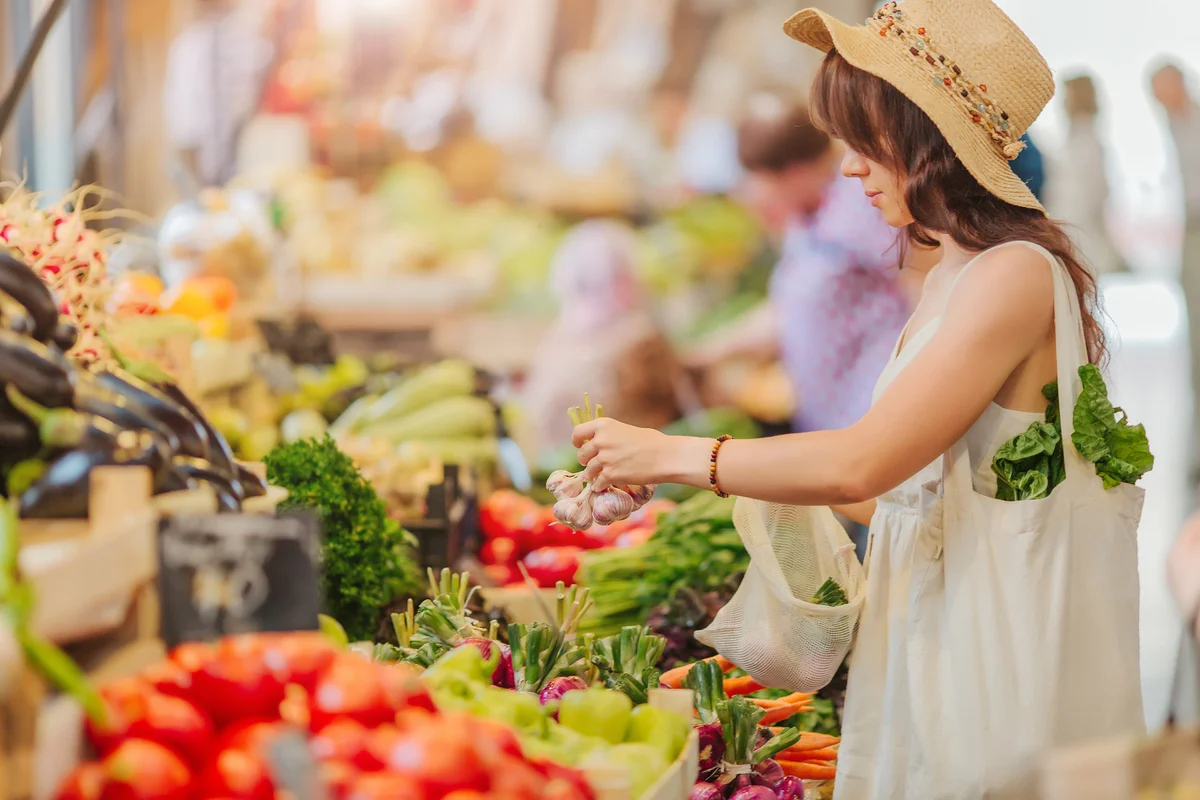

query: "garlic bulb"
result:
(546, 470), (585, 500)
(591, 487), (637, 526)
(624, 484), (657, 507)
(553, 490), (595, 530)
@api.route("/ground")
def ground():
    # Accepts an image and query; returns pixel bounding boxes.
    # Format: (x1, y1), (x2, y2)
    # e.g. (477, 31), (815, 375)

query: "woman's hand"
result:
(572, 418), (711, 490)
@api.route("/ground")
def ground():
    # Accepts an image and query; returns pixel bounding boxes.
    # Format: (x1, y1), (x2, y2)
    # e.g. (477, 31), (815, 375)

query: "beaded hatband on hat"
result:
(783, 0), (1053, 212)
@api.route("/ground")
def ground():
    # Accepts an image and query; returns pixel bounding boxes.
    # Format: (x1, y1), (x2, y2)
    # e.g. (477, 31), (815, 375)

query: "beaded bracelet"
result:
(709, 435), (732, 498)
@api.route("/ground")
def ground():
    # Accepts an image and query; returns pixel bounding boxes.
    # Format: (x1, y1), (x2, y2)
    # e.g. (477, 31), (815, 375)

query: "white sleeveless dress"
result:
(832, 241), (1145, 799)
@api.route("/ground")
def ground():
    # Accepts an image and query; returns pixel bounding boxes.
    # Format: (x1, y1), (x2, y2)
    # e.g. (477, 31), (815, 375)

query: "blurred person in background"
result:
(1153, 61), (1200, 473)
(523, 220), (681, 454)
(164, 0), (272, 190)
(1047, 74), (1126, 276)
(689, 101), (920, 555)
(690, 101), (918, 433)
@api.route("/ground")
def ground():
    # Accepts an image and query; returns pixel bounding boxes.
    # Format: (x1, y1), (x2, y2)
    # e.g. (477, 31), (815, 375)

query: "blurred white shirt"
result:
(164, 12), (271, 187)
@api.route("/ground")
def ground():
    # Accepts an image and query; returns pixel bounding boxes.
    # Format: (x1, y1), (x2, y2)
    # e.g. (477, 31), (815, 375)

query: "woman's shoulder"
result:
(944, 241), (1056, 331)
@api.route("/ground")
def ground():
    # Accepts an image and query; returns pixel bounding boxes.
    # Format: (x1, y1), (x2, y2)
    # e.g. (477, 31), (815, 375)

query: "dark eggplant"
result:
(82, 369), (212, 460)
(154, 382), (239, 482)
(51, 320), (78, 352)
(19, 422), (171, 519)
(0, 415), (36, 449)
(170, 457), (243, 512)
(73, 393), (182, 454)
(0, 329), (75, 408)
(235, 463), (268, 498)
(0, 251), (58, 342)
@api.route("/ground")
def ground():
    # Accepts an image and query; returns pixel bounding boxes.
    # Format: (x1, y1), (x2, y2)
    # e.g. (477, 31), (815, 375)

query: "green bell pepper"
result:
(559, 686), (633, 745)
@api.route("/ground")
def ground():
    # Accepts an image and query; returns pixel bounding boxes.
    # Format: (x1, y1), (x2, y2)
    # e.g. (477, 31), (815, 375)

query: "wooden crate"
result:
(478, 585), (560, 624)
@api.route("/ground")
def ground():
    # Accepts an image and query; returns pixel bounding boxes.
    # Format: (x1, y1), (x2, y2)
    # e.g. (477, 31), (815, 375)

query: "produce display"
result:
(264, 435), (424, 643)
(477, 489), (673, 588)
(0, 249), (268, 515)
(369, 570), (695, 797)
(54, 630), (598, 800)
(669, 656), (841, 797)
(580, 494), (747, 640)
(992, 365), (1154, 500)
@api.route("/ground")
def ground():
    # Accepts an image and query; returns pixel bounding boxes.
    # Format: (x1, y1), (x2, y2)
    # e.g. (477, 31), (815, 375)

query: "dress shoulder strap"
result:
(939, 240), (1058, 317)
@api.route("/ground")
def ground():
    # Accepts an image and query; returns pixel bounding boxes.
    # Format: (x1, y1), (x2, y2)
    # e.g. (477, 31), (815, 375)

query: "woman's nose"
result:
(841, 149), (868, 178)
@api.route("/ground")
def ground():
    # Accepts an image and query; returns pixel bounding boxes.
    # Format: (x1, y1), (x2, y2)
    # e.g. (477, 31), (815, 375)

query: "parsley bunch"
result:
(265, 435), (423, 641)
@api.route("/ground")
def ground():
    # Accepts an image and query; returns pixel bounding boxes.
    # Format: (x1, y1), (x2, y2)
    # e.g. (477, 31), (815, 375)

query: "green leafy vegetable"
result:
(1072, 364), (1155, 489)
(588, 626), (666, 705)
(265, 435), (423, 641)
(992, 367), (1153, 501)
(810, 578), (849, 607)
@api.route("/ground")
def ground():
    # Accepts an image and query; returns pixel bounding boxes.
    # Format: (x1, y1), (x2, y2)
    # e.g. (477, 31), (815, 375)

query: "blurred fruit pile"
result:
(108, 272), (240, 341)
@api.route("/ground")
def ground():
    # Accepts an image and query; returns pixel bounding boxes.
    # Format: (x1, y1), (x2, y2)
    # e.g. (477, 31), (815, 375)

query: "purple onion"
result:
(688, 783), (723, 800)
(752, 759), (784, 787)
(728, 787), (778, 800)
(458, 637), (514, 688)
(695, 722), (725, 775)
(774, 776), (806, 800)
(538, 675), (589, 718)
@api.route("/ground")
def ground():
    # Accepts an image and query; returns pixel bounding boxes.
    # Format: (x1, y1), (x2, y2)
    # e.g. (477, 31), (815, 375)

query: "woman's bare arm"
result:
(575, 245), (1056, 505)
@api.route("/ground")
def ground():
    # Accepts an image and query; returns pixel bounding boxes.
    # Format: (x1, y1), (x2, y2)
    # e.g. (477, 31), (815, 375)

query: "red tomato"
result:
(479, 491), (536, 540)
(478, 535), (519, 566)
(487, 755), (550, 798)
(261, 632), (336, 691)
(309, 655), (393, 731)
(614, 527), (654, 549)
(537, 760), (596, 800)
(87, 685), (151, 756)
(543, 780), (594, 800)
(367, 717), (487, 795)
(194, 749), (274, 800)
(441, 792), (488, 800)
(318, 760), (359, 800)
(213, 720), (285, 755)
(140, 661), (193, 702)
(191, 637), (287, 725)
(138, 692), (214, 765)
(344, 772), (427, 800)
(457, 715), (522, 768)
(98, 739), (191, 800)
(309, 718), (382, 770)
(377, 662), (436, 715)
(52, 762), (106, 800)
(520, 546), (582, 588)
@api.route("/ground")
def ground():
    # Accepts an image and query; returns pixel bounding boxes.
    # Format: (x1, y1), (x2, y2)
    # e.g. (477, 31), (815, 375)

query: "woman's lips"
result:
(865, 190), (883, 206)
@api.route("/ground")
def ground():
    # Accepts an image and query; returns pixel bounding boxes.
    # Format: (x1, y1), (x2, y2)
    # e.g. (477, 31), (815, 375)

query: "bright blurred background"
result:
(0, 0), (1195, 729)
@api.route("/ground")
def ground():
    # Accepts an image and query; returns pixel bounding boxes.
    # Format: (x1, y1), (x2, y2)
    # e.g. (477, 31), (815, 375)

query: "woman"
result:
(1047, 74), (1127, 276)
(571, 1), (1145, 797)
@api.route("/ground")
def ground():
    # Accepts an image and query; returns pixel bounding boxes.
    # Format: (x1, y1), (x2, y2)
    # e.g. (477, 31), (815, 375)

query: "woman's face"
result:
(840, 148), (913, 227)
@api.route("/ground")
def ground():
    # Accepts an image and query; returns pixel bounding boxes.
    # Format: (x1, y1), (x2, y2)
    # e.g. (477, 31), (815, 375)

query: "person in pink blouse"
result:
(692, 102), (923, 435)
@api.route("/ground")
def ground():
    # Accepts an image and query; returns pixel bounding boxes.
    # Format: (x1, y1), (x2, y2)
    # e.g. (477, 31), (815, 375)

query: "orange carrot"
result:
(778, 760), (837, 781)
(781, 746), (839, 761)
(750, 697), (786, 710)
(777, 692), (815, 705)
(722, 675), (766, 696)
(760, 703), (808, 725)
(659, 655), (737, 689)
(771, 731), (840, 751)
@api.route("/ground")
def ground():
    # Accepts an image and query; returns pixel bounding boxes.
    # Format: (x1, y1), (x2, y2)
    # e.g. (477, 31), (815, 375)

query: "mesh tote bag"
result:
(696, 498), (866, 692)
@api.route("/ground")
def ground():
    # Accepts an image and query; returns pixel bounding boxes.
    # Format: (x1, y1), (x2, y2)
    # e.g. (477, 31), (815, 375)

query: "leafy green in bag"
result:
(992, 367), (1152, 500)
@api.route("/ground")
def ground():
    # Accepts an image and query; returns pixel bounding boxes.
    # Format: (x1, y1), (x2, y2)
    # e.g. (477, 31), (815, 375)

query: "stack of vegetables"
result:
(580, 493), (748, 642)
(330, 359), (500, 471)
(264, 436), (424, 644)
(0, 250), (270, 516)
(665, 656), (841, 799)
(372, 571), (694, 798)
(53, 629), (597, 800)
(478, 489), (674, 588)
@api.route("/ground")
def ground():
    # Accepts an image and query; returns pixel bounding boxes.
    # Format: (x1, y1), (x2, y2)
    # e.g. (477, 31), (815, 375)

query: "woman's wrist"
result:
(660, 435), (723, 489)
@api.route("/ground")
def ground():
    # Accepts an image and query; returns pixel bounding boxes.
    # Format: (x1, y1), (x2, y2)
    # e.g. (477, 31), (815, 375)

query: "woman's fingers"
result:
(572, 419), (602, 447)
(577, 440), (599, 466)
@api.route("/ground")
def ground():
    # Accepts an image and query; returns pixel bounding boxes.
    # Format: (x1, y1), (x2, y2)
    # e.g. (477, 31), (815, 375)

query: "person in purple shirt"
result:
(690, 103), (923, 551)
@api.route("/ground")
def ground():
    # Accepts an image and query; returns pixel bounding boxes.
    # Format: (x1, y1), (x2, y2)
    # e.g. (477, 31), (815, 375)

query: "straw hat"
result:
(783, 0), (1053, 211)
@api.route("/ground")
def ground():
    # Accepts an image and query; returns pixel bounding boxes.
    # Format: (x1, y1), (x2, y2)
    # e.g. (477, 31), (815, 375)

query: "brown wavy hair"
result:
(809, 50), (1106, 364)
